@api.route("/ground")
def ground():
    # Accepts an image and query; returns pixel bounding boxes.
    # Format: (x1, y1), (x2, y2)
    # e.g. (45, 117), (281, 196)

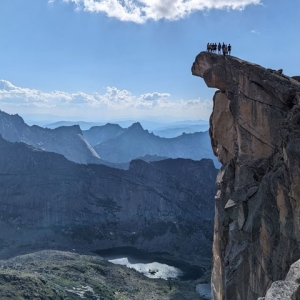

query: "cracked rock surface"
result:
(259, 259), (300, 300)
(192, 52), (300, 300)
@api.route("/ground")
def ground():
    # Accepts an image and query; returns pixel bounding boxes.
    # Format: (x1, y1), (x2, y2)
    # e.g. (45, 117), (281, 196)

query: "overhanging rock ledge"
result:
(192, 51), (300, 300)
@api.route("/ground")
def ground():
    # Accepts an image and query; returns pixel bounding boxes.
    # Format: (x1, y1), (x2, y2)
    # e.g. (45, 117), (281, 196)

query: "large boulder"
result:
(259, 259), (300, 300)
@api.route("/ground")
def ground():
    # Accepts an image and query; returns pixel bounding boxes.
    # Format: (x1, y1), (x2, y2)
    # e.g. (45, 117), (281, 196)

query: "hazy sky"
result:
(0, 0), (299, 123)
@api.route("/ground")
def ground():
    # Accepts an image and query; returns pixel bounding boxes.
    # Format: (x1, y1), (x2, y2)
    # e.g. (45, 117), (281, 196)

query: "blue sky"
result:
(0, 0), (299, 124)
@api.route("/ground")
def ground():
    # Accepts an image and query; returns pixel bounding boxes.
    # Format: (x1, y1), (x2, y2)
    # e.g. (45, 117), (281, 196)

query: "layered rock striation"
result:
(192, 52), (300, 299)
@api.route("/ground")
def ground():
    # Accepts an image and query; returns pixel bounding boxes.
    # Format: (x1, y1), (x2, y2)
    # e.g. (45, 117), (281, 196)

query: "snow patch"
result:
(108, 257), (183, 280)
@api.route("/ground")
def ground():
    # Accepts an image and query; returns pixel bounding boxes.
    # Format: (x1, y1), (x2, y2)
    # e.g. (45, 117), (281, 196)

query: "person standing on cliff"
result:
(222, 42), (225, 55)
(218, 43), (221, 54)
(228, 44), (232, 55)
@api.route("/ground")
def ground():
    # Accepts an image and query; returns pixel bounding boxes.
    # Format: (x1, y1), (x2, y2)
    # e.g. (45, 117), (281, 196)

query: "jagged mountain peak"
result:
(127, 122), (145, 131)
(89, 123), (122, 131)
(52, 124), (82, 134)
(104, 123), (122, 128)
(0, 110), (100, 164)
(0, 109), (26, 125)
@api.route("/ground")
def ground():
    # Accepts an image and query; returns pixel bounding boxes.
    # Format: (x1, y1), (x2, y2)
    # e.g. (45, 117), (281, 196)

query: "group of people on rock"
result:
(207, 42), (232, 56)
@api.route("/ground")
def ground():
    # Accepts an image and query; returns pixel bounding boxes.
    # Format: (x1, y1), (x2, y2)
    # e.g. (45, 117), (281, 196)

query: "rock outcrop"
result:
(0, 136), (217, 268)
(192, 52), (300, 299)
(258, 259), (300, 300)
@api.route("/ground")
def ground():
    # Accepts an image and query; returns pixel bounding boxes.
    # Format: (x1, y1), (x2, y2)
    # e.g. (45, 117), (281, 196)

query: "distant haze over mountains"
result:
(0, 108), (218, 278)
(0, 110), (217, 167)
(21, 112), (209, 130)
(86, 122), (215, 164)
(44, 118), (209, 137)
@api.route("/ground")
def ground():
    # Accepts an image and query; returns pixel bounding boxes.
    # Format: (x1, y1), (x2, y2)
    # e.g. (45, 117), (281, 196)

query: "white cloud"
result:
(250, 29), (260, 34)
(56, 0), (262, 23)
(0, 79), (212, 120)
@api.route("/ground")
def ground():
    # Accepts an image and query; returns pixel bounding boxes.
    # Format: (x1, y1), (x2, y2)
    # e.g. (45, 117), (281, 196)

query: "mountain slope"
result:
(83, 123), (125, 146)
(0, 110), (100, 164)
(93, 122), (215, 164)
(0, 250), (203, 300)
(0, 136), (217, 267)
(152, 124), (209, 138)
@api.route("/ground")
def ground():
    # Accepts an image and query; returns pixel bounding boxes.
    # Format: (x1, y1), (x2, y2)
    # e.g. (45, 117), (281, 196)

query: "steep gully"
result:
(192, 52), (300, 299)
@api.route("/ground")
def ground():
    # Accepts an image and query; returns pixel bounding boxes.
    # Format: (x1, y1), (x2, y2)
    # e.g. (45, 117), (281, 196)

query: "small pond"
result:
(95, 247), (204, 281)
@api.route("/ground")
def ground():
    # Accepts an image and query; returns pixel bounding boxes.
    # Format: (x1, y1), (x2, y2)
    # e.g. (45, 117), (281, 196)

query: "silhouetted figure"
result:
(207, 43), (213, 52)
(222, 43), (225, 55)
(228, 44), (231, 55)
(206, 42), (231, 55)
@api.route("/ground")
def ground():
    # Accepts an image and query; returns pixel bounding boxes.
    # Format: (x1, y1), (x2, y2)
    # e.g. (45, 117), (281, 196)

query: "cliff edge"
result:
(192, 52), (300, 299)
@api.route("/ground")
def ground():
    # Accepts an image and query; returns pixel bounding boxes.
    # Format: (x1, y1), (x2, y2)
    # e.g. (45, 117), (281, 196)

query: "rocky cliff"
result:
(258, 259), (300, 299)
(192, 52), (300, 299)
(0, 136), (217, 269)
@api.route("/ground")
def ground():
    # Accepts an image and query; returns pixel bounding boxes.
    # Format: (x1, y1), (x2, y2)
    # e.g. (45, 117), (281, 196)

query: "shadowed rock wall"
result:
(0, 136), (217, 267)
(192, 52), (300, 299)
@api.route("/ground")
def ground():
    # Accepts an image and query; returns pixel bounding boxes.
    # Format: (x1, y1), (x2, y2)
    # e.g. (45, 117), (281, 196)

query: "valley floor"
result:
(0, 250), (207, 300)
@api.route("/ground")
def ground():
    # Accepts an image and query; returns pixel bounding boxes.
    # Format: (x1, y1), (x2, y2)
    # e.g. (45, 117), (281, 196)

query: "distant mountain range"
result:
(44, 120), (104, 130)
(151, 124), (209, 138)
(84, 122), (216, 164)
(82, 123), (125, 146)
(45, 119), (210, 137)
(0, 110), (100, 164)
(0, 135), (217, 264)
(0, 110), (217, 166)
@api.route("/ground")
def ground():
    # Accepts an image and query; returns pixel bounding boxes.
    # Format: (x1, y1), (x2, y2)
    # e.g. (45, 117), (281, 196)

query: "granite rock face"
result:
(259, 259), (300, 300)
(0, 136), (217, 267)
(192, 52), (300, 299)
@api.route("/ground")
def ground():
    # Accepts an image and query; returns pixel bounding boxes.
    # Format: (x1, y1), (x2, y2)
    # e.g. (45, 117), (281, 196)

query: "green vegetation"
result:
(0, 250), (204, 300)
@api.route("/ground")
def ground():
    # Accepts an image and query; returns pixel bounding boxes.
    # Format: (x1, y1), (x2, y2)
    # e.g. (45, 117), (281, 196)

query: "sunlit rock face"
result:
(192, 52), (300, 300)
